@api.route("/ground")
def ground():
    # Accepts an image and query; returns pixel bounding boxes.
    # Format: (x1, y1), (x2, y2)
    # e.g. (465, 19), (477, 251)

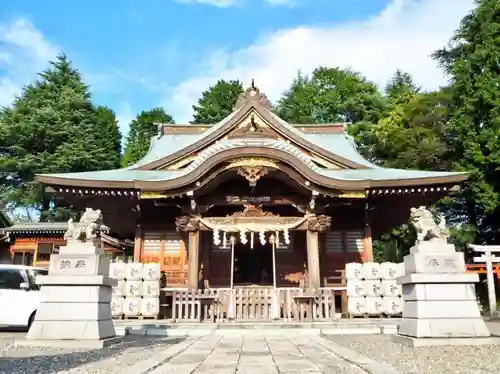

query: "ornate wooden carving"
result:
(237, 166), (268, 186)
(230, 204), (276, 217)
(307, 215), (332, 232)
(227, 157), (278, 169)
(175, 216), (200, 232)
(229, 114), (276, 138)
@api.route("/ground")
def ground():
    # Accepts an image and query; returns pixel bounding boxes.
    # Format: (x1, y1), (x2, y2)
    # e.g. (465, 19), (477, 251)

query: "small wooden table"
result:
(293, 294), (316, 322)
(196, 294), (219, 322)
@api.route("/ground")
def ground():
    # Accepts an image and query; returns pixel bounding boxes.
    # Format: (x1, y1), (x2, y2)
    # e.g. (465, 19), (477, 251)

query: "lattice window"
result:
(164, 232), (182, 254)
(12, 252), (34, 266)
(325, 231), (343, 252)
(36, 243), (57, 262)
(143, 232), (161, 254)
(345, 230), (365, 252)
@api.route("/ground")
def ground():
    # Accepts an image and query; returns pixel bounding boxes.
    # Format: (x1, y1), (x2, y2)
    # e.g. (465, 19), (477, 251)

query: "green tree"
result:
(433, 0), (500, 242)
(0, 54), (118, 221)
(94, 106), (122, 169)
(385, 69), (420, 101)
(122, 108), (174, 167)
(277, 67), (386, 124)
(191, 79), (244, 124)
(371, 89), (452, 170)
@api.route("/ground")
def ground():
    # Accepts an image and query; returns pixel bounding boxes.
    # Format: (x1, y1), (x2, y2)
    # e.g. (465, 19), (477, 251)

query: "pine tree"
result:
(0, 54), (119, 220)
(94, 106), (122, 169)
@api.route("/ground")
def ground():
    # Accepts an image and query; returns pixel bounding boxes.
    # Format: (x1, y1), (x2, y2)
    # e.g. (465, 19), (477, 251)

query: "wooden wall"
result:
(9, 236), (125, 268)
(136, 198), (370, 288)
(10, 236), (65, 267)
(140, 229), (188, 286)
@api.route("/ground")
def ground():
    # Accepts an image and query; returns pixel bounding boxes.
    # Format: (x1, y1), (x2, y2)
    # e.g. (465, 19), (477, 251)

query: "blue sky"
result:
(0, 0), (474, 137)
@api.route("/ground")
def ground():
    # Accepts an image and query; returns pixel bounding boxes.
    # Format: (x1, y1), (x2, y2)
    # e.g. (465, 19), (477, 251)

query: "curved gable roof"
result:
(36, 83), (468, 191)
(133, 87), (371, 171)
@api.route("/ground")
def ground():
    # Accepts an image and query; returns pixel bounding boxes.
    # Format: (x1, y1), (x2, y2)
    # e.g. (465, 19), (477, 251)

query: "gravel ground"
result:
(327, 334), (500, 374)
(0, 335), (185, 374)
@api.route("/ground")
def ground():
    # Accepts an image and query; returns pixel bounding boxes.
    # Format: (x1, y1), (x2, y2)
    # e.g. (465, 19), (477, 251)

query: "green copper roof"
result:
(128, 127), (375, 171)
(40, 169), (183, 181)
(318, 168), (466, 181)
(2, 222), (110, 233)
(126, 134), (200, 169)
(37, 100), (467, 187)
(41, 163), (465, 183)
(126, 107), (245, 169)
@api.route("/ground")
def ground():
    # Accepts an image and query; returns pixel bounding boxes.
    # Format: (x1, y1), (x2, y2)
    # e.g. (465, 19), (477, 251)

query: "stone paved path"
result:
(131, 333), (400, 374)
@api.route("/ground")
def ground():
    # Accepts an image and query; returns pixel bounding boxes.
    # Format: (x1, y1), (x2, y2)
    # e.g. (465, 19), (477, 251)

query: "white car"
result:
(0, 265), (48, 329)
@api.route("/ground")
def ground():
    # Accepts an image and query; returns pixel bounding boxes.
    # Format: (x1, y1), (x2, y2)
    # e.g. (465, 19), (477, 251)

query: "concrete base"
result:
(399, 317), (490, 337)
(392, 334), (500, 347)
(16, 336), (123, 349)
(27, 319), (116, 341)
(27, 251), (117, 342)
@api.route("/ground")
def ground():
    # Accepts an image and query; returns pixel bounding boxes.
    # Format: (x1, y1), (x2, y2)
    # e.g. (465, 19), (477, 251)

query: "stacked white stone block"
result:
(110, 262), (161, 319)
(346, 261), (404, 317)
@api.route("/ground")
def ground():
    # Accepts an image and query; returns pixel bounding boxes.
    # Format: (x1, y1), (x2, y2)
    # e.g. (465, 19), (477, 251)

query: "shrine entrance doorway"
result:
(233, 241), (273, 286)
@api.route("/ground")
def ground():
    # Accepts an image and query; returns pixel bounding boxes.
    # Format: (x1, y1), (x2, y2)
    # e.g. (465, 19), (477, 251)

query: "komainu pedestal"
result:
(394, 206), (497, 347)
(23, 209), (119, 348)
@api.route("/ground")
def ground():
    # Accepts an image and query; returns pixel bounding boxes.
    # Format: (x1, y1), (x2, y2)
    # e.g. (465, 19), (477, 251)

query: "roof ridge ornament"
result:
(235, 79), (272, 110)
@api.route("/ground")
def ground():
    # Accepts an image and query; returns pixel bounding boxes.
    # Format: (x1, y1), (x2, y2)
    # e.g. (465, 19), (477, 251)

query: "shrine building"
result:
(0, 221), (131, 267)
(37, 83), (467, 290)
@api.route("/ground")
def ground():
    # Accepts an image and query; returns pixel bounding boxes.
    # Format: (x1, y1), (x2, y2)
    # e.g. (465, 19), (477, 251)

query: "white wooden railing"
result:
(166, 287), (340, 322)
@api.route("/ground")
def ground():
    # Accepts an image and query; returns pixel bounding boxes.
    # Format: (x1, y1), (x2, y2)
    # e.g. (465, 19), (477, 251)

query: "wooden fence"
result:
(163, 287), (341, 322)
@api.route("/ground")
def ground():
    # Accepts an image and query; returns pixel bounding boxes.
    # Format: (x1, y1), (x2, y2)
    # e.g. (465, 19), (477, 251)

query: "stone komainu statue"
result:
(64, 208), (103, 242)
(410, 206), (449, 242)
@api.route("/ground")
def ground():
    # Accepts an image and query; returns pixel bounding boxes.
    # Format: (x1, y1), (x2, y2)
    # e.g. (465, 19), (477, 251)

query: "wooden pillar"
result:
(306, 230), (321, 290)
(188, 231), (200, 289)
(306, 214), (331, 290)
(363, 201), (373, 262)
(133, 225), (142, 262)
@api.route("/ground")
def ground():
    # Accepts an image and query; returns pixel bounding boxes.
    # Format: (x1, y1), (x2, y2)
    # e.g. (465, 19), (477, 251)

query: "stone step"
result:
(120, 322), (400, 337)
(114, 318), (401, 329)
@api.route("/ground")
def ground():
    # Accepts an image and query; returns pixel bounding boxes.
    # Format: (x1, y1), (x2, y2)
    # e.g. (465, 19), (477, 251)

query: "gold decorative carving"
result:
(237, 166), (268, 186)
(200, 216), (306, 232)
(175, 216), (200, 232)
(338, 191), (365, 199)
(230, 204), (276, 218)
(227, 157), (278, 169)
(307, 215), (332, 232)
(140, 192), (167, 199)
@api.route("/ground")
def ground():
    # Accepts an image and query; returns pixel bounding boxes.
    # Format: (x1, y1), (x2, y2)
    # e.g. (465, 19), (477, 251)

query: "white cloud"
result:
(165, 0), (474, 123)
(177, 0), (239, 7)
(265, 0), (296, 6)
(0, 19), (59, 107)
(178, 0), (295, 8)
